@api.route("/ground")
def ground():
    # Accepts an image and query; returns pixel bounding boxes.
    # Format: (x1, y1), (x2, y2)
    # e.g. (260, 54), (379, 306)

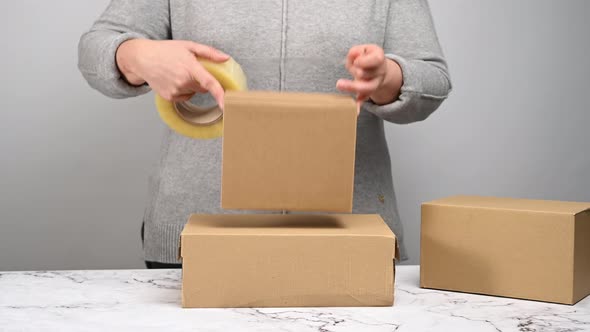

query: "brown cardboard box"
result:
(180, 213), (399, 308)
(221, 91), (357, 212)
(420, 195), (590, 304)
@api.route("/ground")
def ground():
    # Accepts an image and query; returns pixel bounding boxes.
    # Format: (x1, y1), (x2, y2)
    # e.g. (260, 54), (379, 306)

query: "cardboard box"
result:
(420, 195), (590, 304)
(180, 213), (399, 308)
(221, 91), (357, 212)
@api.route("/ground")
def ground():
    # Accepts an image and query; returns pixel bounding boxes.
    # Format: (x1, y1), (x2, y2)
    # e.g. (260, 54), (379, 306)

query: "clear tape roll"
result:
(155, 57), (248, 139)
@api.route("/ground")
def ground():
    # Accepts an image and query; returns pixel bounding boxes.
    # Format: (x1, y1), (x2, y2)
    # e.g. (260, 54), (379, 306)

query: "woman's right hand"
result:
(116, 39), (229, 107)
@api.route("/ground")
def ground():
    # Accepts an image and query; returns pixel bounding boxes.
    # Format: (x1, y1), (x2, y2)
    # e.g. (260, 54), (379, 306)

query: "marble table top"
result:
(1, 265), (589, 331)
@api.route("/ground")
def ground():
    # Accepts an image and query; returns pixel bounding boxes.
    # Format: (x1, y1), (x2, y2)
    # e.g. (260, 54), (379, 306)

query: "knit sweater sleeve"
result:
(77, 0), (171, 99)
(363, 0), (452, 124)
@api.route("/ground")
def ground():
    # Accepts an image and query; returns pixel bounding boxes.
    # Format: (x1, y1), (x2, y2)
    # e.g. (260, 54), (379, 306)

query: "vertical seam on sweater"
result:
(279, 0), (288, 91)
(167, 0), (172, 39)
(383, 0), (393, 49)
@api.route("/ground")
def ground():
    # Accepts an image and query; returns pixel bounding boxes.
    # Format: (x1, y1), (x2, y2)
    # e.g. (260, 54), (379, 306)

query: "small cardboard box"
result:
(180, 214), (399, 308)
(420, 195), (590, 304)
(221, 91), (357, 212)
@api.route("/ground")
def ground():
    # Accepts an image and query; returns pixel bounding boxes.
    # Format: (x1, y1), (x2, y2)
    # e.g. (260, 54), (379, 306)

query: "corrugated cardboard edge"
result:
(419, 203), (428, 289)
(178, 234), (183, 261)
(380, 227), (398, 307)
(394, 236), (400, 261)
(393, 236), (399, 306)
(178, 229), (188, 308)
(425, 195), (590, 215)
(572, 209), (590, 304)
(347, 104), (358, 214)
(573, 208), (590, 216)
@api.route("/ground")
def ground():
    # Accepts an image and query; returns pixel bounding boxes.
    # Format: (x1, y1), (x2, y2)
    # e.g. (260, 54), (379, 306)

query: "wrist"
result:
(370, 59), (403, 105)
(116, 39), (147, 86)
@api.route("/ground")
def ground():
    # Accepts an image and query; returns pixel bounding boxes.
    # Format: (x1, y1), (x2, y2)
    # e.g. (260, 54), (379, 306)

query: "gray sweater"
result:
(78, 0), (451, 263)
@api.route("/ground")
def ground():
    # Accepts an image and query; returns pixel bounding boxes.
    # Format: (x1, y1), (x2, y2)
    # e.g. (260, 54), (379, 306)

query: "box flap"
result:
(224, 90), (356, 104)
(181, 214), (393, 236)
(424, 195), (590, 215)
(180, 214), (396, 259)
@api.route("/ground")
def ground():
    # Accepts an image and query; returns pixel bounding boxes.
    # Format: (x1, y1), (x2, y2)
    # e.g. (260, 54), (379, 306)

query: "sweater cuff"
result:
(80, 32), (151, 99)
(362, 53), (449, 124)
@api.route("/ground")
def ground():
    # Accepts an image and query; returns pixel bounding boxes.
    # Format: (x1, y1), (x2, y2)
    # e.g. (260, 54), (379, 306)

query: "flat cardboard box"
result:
(221, 91), (357, 212)
(420, 195), (590, 304)
(180, 214), (399, 308)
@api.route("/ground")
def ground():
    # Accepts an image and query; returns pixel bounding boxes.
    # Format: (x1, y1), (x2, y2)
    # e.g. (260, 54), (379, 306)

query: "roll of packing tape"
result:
(155, 57), (248, 139)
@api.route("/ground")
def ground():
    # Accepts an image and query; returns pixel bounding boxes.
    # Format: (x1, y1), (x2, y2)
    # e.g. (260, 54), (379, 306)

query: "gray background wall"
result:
(0, 1), (588, 271)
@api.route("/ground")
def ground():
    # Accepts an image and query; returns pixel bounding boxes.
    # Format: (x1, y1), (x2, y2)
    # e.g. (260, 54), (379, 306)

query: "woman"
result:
(79, 0), (451, 268)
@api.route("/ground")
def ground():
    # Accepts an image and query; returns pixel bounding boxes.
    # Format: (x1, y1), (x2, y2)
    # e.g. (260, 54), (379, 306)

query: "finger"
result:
(336, 79), (380, 97)
(186, 42), (230, 62)
(336, 79), (358, 94)
(191, 61), (225, 110)
(346, 45), (368, 71)
(354, 49), (385, 69)
(336, 79), (372, 102)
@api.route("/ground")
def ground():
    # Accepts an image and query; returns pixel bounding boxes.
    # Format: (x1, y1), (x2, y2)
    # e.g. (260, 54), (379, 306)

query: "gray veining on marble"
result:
(1, 266), (589, 331)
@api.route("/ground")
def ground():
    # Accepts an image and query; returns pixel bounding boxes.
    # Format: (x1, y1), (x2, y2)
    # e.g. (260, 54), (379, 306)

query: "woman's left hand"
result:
(336, 44), (403, 107)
